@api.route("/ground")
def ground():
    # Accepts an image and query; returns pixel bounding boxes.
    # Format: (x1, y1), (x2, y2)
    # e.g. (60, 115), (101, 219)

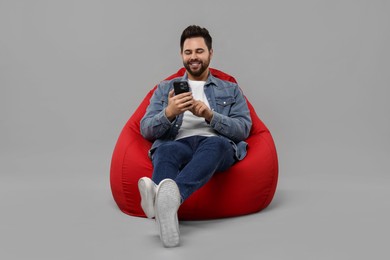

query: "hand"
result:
(165, 90), (194, 121)
(190, 100), (213, 122)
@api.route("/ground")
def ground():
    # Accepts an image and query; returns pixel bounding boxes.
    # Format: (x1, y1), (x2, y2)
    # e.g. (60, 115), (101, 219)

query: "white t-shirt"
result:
(175, 80), (217, 140)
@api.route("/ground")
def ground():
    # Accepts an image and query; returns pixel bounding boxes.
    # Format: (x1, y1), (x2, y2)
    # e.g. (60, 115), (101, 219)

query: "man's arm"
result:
(140, 84), (194, 141)
(140, 85), (172, 141)
(191, 87), (252, 143)
(211, 86), (252, 142)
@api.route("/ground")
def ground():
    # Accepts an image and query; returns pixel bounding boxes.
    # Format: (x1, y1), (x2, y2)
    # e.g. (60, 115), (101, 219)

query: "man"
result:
(138, 25), (252, 247)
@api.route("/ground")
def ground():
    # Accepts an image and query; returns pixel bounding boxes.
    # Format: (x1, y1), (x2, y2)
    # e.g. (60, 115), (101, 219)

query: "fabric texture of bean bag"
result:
(110, 68), (278, 220)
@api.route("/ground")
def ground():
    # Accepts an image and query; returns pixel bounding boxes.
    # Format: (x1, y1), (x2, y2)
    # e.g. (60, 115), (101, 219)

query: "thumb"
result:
(168, 89), (175, 98)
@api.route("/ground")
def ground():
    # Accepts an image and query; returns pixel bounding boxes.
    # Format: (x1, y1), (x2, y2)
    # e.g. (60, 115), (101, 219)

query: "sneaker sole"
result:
(155, 179), (180, 247)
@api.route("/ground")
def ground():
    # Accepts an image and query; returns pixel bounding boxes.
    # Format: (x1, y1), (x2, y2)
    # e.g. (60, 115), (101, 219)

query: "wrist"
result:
(205, 110), (213, 122)
(165, 108), (176, 122)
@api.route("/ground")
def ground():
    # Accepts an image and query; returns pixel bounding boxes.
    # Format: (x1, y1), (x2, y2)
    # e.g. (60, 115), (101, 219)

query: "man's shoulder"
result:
(209, 69), (238, 87)
(209, 73), (239, 90)
(209, 68), (237, 83)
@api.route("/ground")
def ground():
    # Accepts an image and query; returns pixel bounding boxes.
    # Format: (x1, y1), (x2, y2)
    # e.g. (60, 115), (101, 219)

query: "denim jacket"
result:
(140, 72), (252, 160)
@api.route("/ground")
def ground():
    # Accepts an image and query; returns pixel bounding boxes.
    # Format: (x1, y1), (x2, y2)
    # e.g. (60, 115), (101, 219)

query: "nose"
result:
(190, 52), (198, 60)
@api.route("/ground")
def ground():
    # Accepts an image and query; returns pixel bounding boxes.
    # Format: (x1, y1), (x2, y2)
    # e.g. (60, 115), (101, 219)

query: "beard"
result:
(183, 58), (210, 78)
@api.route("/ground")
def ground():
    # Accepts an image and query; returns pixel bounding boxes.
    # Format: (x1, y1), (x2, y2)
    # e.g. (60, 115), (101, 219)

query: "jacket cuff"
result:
(157, 109), (174, 127)
(209, 112), (224, 131)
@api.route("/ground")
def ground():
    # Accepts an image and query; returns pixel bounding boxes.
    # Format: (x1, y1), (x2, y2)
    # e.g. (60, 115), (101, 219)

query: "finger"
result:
(175, 91), (192, 98)
(182, 100), (194, 110)
(182, 91), (193, 97)
(197, 106), (204, 115)
(168, 89), (175, 98)
(177, 96), (193, 106)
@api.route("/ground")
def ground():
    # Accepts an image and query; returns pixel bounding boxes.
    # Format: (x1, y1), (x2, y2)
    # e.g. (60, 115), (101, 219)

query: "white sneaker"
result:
(155, 179), (181, 248)
(138, 177), (157, 219)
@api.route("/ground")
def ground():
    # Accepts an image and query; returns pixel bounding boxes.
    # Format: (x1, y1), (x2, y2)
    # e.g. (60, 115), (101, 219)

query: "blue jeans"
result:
(151, 136), (236, 202)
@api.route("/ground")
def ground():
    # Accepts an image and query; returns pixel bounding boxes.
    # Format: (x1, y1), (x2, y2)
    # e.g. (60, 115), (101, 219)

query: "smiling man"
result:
(138, 25), (252, 247)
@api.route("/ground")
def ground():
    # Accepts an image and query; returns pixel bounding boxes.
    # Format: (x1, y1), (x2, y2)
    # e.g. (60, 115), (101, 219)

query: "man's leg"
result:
(151, 140), (193, 187)
(150, 136), (235, 247)
(151, 141), (193, 247)
(175, 136), (236, 201)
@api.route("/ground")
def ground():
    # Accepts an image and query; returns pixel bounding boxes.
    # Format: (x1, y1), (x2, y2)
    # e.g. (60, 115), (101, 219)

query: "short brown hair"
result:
(180, 25), (212, 52)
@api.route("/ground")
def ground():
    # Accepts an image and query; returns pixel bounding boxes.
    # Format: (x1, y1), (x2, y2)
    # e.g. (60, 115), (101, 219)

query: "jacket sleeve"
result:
(209, 86), (252, 143)
(140, 84), (173, 141)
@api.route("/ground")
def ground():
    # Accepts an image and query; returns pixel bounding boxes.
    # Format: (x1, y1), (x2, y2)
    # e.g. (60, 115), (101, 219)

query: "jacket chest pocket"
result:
(215, 96), (235, 115)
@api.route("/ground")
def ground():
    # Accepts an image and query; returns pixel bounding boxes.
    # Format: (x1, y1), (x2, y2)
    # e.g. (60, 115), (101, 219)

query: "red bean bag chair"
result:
(110, 68), (278, 220)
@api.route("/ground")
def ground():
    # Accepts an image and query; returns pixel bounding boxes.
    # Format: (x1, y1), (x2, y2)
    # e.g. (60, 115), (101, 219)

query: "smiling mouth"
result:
(189, 61), (201, 69)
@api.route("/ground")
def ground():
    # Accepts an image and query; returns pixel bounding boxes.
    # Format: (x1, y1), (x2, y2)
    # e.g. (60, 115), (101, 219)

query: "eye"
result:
(184, 50), (192, 55)
(196, 49), (204, 54)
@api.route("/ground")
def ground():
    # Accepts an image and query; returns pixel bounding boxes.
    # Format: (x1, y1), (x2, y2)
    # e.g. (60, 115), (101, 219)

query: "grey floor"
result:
(1, 147), (388, 260)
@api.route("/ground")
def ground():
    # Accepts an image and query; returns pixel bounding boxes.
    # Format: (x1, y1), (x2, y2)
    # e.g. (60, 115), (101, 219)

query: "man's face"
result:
(181, 37), (213, 80)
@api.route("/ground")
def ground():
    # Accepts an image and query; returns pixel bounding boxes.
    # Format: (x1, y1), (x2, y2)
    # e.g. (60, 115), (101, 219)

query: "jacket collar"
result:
(182, 71), (218, 86)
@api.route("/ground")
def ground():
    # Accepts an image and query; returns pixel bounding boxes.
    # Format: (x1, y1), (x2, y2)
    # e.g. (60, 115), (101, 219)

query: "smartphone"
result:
(173, 81), (190, 95)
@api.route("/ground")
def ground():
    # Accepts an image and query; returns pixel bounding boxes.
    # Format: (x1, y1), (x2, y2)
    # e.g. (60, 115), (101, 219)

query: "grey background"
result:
(1, 0), (389, 259)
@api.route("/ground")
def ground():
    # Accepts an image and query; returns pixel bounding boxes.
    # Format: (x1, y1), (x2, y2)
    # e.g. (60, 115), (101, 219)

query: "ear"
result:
(209, 48), (213, 58)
